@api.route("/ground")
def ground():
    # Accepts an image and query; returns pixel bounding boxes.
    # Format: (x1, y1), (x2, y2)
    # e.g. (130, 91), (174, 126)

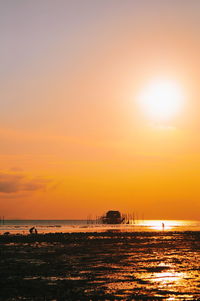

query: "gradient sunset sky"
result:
(1, 0), (200, 219)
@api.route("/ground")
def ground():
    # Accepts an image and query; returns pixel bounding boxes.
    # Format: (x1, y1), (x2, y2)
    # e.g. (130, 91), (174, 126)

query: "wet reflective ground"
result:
(1, 232), (200, 300)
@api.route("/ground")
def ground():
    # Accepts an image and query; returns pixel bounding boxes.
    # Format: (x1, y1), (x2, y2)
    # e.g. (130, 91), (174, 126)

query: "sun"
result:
(138, 79), (185, 121)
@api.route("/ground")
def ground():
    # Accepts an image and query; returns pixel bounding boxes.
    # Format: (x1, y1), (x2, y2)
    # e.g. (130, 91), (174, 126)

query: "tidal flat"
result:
(0, 231), (200, 300)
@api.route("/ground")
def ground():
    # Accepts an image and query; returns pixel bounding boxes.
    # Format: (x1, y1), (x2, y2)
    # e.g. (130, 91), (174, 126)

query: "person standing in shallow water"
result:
(162, 223), (165, 231)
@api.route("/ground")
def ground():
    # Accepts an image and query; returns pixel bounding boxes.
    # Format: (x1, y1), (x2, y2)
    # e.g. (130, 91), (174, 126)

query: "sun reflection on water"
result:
(140, 262), (186, 285)
(147, 270), (186, 284)
(139, 220), (187, 231)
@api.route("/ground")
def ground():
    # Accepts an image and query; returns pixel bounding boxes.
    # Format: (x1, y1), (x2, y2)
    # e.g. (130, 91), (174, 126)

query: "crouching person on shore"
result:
(29, 227), (38, 234)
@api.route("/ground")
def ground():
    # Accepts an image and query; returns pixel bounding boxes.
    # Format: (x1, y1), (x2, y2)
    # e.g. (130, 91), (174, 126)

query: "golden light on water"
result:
(149, 270), (186, 284)
(141, 220), (185, 231)
(138, 79), (185, 122)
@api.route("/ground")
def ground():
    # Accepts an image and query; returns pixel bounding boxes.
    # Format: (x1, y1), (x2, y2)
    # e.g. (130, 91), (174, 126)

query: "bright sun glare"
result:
(138, 79), (185, 121)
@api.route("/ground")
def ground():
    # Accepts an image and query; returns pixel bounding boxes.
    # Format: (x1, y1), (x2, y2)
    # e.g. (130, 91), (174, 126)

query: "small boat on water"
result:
(101, 210), (125, 224)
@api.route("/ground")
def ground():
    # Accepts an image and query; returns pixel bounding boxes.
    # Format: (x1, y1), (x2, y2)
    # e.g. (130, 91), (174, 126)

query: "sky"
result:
(1, 0), (200, 219)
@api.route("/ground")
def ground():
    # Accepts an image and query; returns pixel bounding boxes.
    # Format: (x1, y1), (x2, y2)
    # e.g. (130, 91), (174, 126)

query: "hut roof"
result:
(106, 210), (121, 218)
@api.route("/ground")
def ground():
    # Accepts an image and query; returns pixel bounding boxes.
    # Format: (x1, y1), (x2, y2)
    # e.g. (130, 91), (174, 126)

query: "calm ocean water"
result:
(1, 219), (200, 234)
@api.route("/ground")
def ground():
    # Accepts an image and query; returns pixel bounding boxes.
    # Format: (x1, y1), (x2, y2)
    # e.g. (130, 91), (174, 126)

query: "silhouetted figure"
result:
(29, 227), (35, 234)
(34, 228), (38, 234)
(162, 223), (165, 231)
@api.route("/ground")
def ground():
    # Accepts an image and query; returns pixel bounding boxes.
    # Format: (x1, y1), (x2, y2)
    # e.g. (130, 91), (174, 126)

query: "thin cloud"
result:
(0, 171), (49, 193)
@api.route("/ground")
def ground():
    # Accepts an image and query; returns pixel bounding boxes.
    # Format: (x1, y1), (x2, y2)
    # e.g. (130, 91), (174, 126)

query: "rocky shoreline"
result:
(1, 231), (200, 300)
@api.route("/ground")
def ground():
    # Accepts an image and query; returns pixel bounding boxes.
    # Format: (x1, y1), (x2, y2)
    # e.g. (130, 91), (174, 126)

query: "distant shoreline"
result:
(0, 230), (200, 242)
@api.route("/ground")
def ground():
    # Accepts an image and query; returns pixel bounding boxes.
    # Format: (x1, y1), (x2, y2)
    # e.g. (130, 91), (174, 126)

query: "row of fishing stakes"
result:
(87, 212), (140, 224)
(0, 216), (5, 225)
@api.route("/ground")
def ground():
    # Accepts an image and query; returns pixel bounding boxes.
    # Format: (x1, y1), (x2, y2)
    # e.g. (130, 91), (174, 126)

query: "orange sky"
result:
(1, 1), (200, 219)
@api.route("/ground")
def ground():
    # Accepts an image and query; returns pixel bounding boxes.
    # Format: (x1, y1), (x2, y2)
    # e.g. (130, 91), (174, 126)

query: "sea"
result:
(1, 219), (200, 234)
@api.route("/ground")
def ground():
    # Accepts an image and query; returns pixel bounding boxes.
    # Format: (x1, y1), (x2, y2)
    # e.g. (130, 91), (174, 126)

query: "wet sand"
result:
(1, 231), (200, 300)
